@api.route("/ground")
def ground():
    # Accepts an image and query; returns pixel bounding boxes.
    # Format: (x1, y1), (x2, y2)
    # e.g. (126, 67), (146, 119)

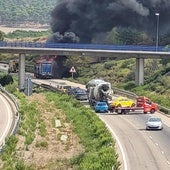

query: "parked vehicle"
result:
(136, 96), (158, 114)
(109, 96), (158, 114)
(71, 87), (87, 96)
(59, 85), (72, 93)
(110, 96), (135, 108)
(146, 116), (163, 130)
(86, 78), (113, 107)
(8, 59), (19, 73)
(74, 92), (88, 101)
(34, 56), (54, 79)
(34, 55), (68, 79)
(94, 101), (109, 113)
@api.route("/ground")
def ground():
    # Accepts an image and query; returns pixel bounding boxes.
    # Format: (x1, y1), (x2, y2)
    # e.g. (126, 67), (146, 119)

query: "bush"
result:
(46, 92), (121, 169)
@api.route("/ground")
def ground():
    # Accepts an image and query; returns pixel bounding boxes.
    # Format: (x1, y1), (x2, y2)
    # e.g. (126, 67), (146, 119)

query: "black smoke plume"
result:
(47, 32), (80, 43)
(50, 0), (170, 43)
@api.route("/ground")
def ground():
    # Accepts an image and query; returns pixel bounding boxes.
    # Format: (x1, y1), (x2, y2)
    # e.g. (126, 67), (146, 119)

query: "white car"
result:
(146, 116), (163, 130)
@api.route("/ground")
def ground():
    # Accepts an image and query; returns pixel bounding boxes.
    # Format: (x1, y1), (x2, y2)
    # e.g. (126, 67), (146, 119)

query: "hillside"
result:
(70, 57), (170, 109)
(0, 0), (57, 26)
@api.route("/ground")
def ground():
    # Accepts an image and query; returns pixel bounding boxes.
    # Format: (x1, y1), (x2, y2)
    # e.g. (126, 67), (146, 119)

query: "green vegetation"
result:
(0, 78), (120, 169)
(66, 57), (170, 110)
(0, 74), (13, 86)
(107, 27), (152, 45)
(0, 31), (4, 41)
(5, 30), (51, 40)
(46, 92), (120, 169)
(0, 0), (57, 25)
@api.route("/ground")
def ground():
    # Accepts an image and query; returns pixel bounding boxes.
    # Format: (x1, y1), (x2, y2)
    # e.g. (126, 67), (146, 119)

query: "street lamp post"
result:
(155, 13), (160, 52)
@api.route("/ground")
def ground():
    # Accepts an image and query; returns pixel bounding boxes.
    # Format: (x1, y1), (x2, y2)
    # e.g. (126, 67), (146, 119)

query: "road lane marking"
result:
(0, 95), (13, 145)
(147, 133), (170, 168)
(99, 116), (128, 170)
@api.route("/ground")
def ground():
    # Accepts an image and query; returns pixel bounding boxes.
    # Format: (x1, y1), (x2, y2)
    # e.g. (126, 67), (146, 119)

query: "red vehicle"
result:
(110, 96), (158, 114)
(136, 96), (158, 114)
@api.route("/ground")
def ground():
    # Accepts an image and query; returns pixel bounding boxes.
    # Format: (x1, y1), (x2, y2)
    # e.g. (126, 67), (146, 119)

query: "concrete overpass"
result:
(0, 43), (170, 90)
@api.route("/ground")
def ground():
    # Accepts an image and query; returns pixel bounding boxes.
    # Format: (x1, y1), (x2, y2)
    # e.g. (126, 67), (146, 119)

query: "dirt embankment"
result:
(15, 93), (84, 169)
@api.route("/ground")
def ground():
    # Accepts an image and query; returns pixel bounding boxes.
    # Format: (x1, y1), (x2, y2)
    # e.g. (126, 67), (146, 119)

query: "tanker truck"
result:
(86, 79), (113, 107)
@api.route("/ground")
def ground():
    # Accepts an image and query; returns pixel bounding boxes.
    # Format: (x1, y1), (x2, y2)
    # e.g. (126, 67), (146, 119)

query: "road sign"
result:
(69, 66), (76, 73)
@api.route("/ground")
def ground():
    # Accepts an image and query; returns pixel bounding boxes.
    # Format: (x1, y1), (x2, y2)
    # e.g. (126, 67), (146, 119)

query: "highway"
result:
(0, 63), (8, 73)
(99, 112), (170, 170)
(0, 93), (14, 147)
(33, 79), (170, 170)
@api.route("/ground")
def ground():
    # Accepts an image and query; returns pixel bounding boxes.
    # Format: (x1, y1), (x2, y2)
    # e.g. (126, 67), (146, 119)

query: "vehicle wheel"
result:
(150, 109), (155, 114)
(117, 104), (121, 107)
(144, 111), (147, 114)
(131, 103), (135, 107)
(115, 109), (121, 114)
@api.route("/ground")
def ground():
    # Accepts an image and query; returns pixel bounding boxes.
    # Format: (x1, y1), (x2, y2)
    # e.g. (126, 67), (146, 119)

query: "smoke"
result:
(50, 0), (170, 43)
(47, 32), (80, 43)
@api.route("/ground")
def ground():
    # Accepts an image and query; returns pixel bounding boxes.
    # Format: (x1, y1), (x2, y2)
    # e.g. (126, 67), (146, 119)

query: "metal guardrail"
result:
(34, 80), (170, 115)
(113, 87), (137, 99)
(0, 85), (20, 152)
(113, 87), (170, 115)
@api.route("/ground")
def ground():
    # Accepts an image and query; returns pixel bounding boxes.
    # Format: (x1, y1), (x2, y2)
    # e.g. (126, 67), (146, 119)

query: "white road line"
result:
(0, 95), (12, 144)
(100, 117), (128, 170)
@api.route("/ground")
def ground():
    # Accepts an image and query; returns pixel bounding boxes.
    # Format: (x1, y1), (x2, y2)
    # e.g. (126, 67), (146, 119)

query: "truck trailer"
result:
(109, 96), (158, 114)
(86, 78), (113, 107)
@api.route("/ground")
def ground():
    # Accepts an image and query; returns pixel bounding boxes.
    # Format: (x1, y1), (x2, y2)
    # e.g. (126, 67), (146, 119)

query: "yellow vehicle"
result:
(8, 59), (19, 73)
(58, 85), (72, 93)
(111, 96), (135, 108)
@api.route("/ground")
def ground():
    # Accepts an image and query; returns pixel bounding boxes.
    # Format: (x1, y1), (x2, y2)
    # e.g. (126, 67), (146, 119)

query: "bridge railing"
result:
(1, 41), (170, 52)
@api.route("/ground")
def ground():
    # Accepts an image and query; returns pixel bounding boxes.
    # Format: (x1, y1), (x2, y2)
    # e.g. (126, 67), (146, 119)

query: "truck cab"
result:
(136, 96), (158, 114)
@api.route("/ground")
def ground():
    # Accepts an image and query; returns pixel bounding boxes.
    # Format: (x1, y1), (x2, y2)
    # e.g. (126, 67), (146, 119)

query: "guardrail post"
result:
(18, 53), (25, 91)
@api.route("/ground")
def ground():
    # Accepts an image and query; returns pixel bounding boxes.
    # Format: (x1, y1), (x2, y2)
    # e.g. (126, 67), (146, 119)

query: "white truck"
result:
(86, 79), (113, 107)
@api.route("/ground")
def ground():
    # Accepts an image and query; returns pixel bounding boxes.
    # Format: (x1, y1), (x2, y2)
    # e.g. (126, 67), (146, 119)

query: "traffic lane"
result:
(99, 113), (170, 170)
(119, 112), (170, 164)
(0, 94), (13, 146)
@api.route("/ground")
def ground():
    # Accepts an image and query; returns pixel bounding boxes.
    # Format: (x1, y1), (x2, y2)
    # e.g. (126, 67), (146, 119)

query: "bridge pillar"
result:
(135, 58), (144, 85)
(18, 53), (25, 91)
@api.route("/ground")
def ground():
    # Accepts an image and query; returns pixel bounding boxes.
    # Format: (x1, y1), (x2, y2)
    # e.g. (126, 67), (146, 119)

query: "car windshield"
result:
(98, 103), (107, 106)
(148, 117), (161, 122)
(64, 86), (71, 89)
(77, 93), (87, 96)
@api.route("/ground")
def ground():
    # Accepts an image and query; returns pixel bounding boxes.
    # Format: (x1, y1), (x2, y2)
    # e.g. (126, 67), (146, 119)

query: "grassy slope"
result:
(73, 58), (170, 109)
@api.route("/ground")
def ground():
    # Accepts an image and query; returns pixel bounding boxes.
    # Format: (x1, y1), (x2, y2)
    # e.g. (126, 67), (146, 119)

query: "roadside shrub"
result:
(35, 141), (48, 148)
(46, 92), (120, 170)
(0, 74), (13, 86)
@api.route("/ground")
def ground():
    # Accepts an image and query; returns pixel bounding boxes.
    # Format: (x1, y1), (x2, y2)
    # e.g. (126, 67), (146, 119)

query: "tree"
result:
(0, 31), (4, 41)
(107, 27), (152, 45)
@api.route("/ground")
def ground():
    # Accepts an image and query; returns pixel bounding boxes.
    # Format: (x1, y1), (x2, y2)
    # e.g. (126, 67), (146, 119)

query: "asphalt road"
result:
(0, 63), (8, 73)
(0, 93), (13, 147)
(99, 112), (170, 170)
(31, 78), (170, 170)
